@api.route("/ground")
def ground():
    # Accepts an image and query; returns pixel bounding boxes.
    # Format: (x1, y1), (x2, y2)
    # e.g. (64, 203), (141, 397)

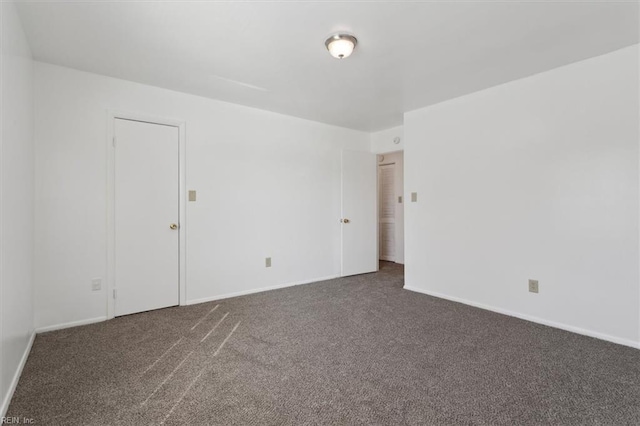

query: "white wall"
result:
(34, 62), (370, 330)
(371, 125), (404, 154)
(0, 1), (35, 416)
(404, 45), (640, 348)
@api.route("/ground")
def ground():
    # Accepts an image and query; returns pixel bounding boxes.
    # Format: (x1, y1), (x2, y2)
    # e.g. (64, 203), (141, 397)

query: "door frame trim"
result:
(106, 110), (187, 319)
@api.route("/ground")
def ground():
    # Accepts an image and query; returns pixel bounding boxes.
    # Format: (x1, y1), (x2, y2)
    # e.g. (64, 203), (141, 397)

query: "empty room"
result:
(1, 0), (639, 424)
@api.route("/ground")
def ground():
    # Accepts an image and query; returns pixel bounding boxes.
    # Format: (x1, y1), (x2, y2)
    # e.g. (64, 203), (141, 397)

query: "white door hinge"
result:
(112, 137), (116, 147)
(113, 289), (117, 299)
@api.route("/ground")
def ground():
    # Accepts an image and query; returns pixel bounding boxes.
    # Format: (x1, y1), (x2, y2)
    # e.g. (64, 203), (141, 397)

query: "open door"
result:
(341, 150), (377, 276)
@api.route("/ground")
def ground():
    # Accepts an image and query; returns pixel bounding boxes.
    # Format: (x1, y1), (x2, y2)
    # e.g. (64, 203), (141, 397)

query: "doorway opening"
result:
(377, 151), (404, 272)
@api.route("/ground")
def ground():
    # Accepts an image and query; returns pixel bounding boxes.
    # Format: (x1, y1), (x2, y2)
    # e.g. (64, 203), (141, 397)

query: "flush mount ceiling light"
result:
(325, 34), (358, 59)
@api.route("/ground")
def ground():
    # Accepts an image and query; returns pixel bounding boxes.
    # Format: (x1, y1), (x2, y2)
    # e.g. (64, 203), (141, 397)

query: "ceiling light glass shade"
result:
(325, 34), (357, 59)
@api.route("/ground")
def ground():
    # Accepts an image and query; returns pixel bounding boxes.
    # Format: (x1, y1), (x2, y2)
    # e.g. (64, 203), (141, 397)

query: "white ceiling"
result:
(16, 0), (639, 132)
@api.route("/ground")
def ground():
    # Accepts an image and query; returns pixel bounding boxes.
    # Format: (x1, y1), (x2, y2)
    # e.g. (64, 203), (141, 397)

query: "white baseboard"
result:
(185, 275), (340, 306)
(35, 316), (107, 333)
(36, 275), (342, 330)
(0, 330), (36, 419)
(403, 286), (640, 350)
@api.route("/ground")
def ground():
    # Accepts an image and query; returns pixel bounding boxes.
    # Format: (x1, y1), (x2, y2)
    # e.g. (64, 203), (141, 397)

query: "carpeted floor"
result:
(7, 262), (640, 425)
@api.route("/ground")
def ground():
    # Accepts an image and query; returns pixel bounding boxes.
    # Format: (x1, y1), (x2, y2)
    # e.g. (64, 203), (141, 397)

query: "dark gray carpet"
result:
(7, 262), (640, 425)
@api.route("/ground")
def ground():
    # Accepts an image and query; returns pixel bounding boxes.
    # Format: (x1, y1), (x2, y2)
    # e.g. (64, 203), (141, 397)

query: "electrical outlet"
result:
(188, 190), (196, 202)
(528, 279), (539, 294)
(265, 257), (272, 268)
(411, 192), (418, 202)
(91, 278), (102, 291)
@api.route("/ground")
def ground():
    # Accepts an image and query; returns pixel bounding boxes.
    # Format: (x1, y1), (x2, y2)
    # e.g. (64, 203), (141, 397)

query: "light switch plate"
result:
(528, 279), (539, 293)
(188, 190), (197, 202)
(265, 257), (272, 268)
(91, 278), (102, 291)
(411, 192), (418, 202)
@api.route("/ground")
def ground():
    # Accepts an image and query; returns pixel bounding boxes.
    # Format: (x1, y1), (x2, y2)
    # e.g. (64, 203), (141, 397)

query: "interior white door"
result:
(341, 150), (377, 276)
(378, 163), (396, 262)
(114, 118), (179, 316)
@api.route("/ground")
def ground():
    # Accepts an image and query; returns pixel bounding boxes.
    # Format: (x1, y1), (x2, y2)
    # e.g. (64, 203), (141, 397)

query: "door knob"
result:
(343, 218), (350, 224)
(170, 223), (178, 230)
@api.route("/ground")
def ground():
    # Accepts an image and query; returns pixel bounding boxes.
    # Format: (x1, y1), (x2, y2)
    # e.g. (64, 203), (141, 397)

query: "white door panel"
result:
(341, 150), (377, 276)
(114, 118), (179, 316)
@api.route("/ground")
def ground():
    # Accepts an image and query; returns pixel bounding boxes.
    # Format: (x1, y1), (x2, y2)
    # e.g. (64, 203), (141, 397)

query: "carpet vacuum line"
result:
(213, 321), (241, 356)
(190, 304), (220, 331)
(141, 337), (185, 376)
(141, 349), (196, 406)
(201, 312), (229, 343)
(159, 321), (242, 424)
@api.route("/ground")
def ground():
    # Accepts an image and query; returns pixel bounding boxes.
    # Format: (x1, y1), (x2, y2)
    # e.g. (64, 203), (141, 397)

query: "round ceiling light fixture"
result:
(325, 34), (358, 59)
